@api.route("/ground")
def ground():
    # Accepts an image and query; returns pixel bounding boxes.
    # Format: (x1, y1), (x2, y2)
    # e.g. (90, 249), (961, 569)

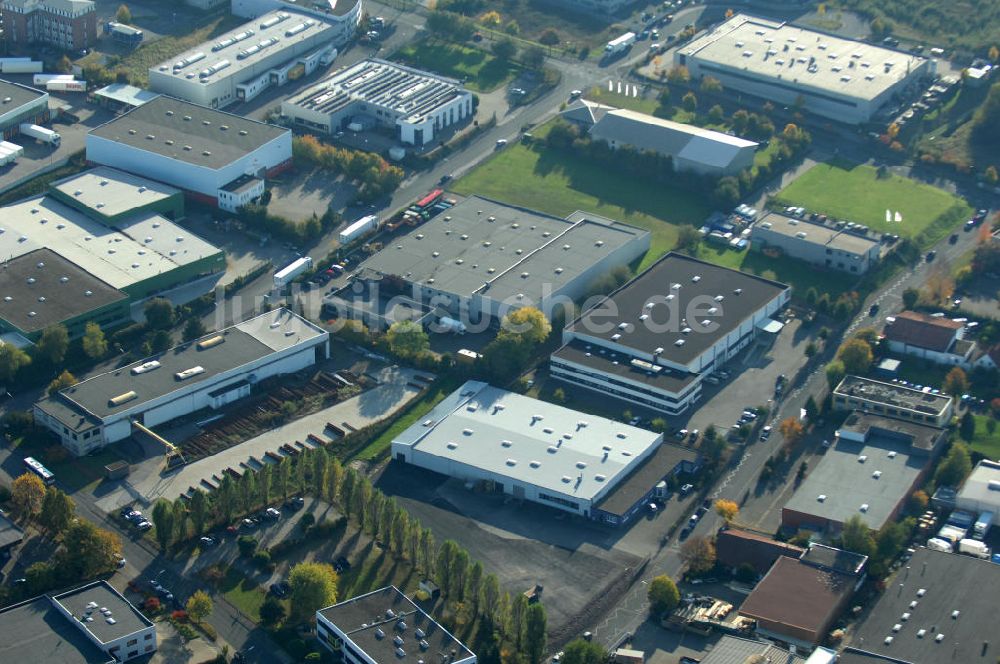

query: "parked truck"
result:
(19, 123), (60, 147)
(604, 32), (636, 58)
(46, 79), (87, 93)
(0, 58), (43, 74)
(338, 214), (378, 245)
(973, 511), (994, 540)
(0, 141), (24, 166)
(33, 74), (74, 86)
(436, 317), (467, 335)
(273, 256), (313, 288)
(959, 538), (991, 559)
(104, 21), (144, 47)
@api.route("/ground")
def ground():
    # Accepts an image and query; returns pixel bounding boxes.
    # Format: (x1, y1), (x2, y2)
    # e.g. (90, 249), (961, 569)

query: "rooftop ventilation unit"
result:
(131, 360), (161, 375)
(108, 391), (138, 407)
(197, 335), (224, 350)
(175, 366), (205, 380)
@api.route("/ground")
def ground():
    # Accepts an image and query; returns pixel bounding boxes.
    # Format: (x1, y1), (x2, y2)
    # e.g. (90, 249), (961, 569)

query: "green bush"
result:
(237, 535), (258, 558)
(253, 549), (272, 569)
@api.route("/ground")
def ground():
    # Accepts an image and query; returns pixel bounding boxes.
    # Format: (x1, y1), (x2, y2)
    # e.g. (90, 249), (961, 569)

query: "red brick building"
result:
(1, 0), (97, 52)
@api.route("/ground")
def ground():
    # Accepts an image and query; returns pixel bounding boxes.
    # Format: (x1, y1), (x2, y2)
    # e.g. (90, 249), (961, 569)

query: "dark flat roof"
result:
(0, 597), (113, 664)
(0, 248), (127, 334)
(843, 548), (1000, 664)
(800, 543), (867, 576)
(568, 252), (788, 367)
(594, 442), (699, 517)
(839, 411), (944, 454)
(0, 78), (47, 111)
(552, 339), (698, 394)
(319, 586), (474, 664)
(716, 528), (805, 575)
(53, 581), (152, 644)
(0, 511), (24, 550)
(89, 96), (288, 170)
(221, 174), (262, 194)
(739, 556), (854, 640)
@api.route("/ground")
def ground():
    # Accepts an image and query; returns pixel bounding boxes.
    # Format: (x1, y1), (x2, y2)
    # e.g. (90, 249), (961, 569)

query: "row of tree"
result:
(292, 135), (405, 203)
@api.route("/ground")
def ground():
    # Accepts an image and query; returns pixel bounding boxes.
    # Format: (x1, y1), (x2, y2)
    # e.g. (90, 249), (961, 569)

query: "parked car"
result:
(286, 496), (305, 510)
(334, 556), (351, 573)
(926, 250), (936, 262)
(495, 139), (508, 148)
(265, 507), (281, 520)
(680, 483), (694, 495)
(116, 557), (127, 569)
(199, 536), (217, 547)
(949, 233), (959, 244)
(241, 518), (256, 530)
(136, 520), (152, 531)
(869, 303), (880, 317)
(269, 582), (290, 598)
(760, 425), (772, 441)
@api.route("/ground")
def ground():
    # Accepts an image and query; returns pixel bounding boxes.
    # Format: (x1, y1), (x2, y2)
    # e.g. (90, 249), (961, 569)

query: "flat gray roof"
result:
(288, 58), (469, 124)
(843, 548), (1000, 664)
(319, 586), (474, 664)
(595, 441), (698, 516)
(0, 511), (24, 550)
(700, 635), (807, 664)
(756, 211), (879, 255)
(92, 84), (160, 108)
(53, 581), (152, 645)
(568, 252), (788, 367)
(0, 596), (111, 664)
(50, 167), (181, 219)
(359, 196), (647, 306)
(839, 411), (944, 454)
(678, 14), (926, 102)
(151, 9), (336, 86)
(0, 78), (47, 112)
(957, 460), (1000, 507)
(89, 96), (289, 170)
(0, 195), (220, 291)
(0, 248), (126, 334)
(38, 309), (325, 427)
(784, 425), (929, 529)
(394, 381), (662, 504)
(835, 375), (952, 418)
(552, 339), (698, 394)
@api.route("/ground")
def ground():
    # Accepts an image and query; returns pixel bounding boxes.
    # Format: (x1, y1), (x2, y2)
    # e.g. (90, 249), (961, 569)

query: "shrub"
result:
(253, 549), (272, 568)
(237, 535), (258, 558)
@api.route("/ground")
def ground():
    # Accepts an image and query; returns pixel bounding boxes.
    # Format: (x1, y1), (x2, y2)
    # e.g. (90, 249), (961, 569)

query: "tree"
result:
(990, 45), (1000, 63)
(674, 225), (701, 252)
(647, 574), (680, 613)
(984, 165), (999, 185)
(667, 65), (690, 83)
(779, 417), (804, 446)
(493, 37), (517, 62)
(682, 91), (698, 111)
(183, 318), (207, 342)
(838, 338), (874, 375)
(943, 367), (970, 397)
(289, 562), (339, 620)
(908, 489), (929, 513)
(466, 560), (484, 607)
(935, 442), (972, 487)
(186, 590), (213, 623)
(680, 536), (716, 574)
(714, 499), (739, 522)
(436, 539), (460, 596)
(700, 76), (722, 93)
(539, 29), (560, 46)
(37, 324), (69, 364)
(56, 54), (73, 73)
(804, 394), (819, 421)
(47, 369), (77, 395)
(503, 306), (551, 344)
(276, 456), (292, 500)
(561, 639), (607, 664)
(116, 3), (131, 23)
(959, 411), (976, 441)
(144, 298), (175, 330)
(479, 10), (501, 26)
(12, 473), (46, 517)
(38, 487), (74, 535)
(82, 322), (108, 359)
(59, 520), (121, 579)
(826, 359), (846, 390)
(524, 603), (547, 664)
(707, 103), (724, 123)
(260, 595), (286, 626)
(840, 514), (875, 558)
(189, 489), (209, 536)
(480, 573), (501, 622)
(0, 343), (30, 382)
(522, 45), (545, 70)
(386, 320), (430, 356)
(148, 329), (172, 354)
(151, 499), (175, 551)
(902, 288), (920, 310)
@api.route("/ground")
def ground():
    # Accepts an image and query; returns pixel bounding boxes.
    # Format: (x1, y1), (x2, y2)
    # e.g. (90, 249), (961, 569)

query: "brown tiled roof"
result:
(883, 310), (961, 353)
(715, 529), (805, 576)
(738, 556), (854, 644)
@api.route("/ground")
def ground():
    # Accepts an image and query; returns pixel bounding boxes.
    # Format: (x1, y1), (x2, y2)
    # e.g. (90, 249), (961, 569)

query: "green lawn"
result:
(452, 141), (713, 271)
(391, 40), (519, 92)
(774, 161), (972, 247)
(585, 85), (661, 115)
(220, 568), (268, 620)
(969, 415), (1000, 460)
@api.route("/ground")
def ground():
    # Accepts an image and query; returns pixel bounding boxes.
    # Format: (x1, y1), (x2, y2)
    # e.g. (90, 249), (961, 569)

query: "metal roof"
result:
(50, 167), (181, 219)
(957, 460), (1000, 508)
(700, 635), (808, 664)
(52, 581), (152, 645)
(91, 83), (161, 108)
(393, 381), (663, 504)
(756, 211), (880, 256)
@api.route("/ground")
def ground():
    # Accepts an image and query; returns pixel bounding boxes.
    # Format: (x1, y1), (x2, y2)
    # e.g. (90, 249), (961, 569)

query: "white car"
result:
(570, 89), (582, 98)
(495, 139), (508, 148)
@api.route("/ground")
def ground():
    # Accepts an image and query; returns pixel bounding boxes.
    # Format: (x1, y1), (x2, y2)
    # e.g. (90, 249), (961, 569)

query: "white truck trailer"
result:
(19, 124), (60, 146)
(0, 58), (43, 74)
(605, 32), (636, 57)
(338, 214), (379, 245)
(274, 256), (313, 288)
(33, 74), (74, 86)
(958, 538), (991, 559)
(46, 79), (87, 92)
(436, 317), (467, 335)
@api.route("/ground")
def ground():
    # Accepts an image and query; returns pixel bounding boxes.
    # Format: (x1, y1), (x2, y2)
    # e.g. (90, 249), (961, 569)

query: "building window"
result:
(145, 633), (153, 640)
(127, 638), (138, 646)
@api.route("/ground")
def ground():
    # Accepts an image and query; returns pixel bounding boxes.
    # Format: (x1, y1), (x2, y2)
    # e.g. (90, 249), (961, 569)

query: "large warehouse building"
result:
(148, 7), (350, 108)
(283, 59), (474, 146)
(232, 0), (362, 24)
(675, 14), (929, 124)
(551, 253), (789, 415)
(86, 95), (292, 208)
(0, 167), (223, 342)
(354, 195), (649, 323)
(392, 381), (700, 526)
(35, 308), (328, 456)
(0, 78), (49, 140)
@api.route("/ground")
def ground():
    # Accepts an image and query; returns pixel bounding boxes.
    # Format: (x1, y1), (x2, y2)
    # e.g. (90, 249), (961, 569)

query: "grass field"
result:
(392, 40), (519, 92)
(221, 568), (269, 620)
(452, 141), (712, 271)
(969, 415), (1000, 460)
(774, 162), (972, 246)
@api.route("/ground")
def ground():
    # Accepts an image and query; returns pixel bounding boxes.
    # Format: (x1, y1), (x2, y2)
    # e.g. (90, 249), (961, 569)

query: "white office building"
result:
(34, 309), (329, 455)
(676, 14), (929, 124)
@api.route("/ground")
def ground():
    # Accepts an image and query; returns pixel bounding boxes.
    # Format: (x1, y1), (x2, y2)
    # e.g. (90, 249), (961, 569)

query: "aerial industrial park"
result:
(0, 0), (996, 663)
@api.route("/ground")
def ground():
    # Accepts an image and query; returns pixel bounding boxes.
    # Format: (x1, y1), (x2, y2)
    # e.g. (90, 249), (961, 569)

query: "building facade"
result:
(1, 0), (97, 51)
(883, 310), (977, 368)
(752, 211), (882, 274)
